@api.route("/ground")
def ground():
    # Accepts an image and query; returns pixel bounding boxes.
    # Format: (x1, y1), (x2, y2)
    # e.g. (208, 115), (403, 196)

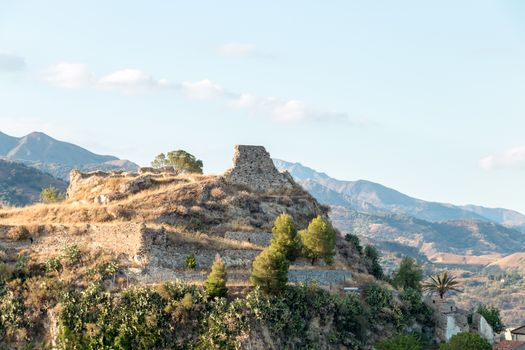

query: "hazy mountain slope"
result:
(0, 131), (19, 155)
(329, 205), (525, 255)
(274, 159), (525, 229)
(0, 131), (139, 180)
(3, 132), (117, 165)
(0, 159), (67, 206)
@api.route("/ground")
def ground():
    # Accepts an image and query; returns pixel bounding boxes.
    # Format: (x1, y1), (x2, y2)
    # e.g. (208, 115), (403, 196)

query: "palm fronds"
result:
(422, 271), (462, 299)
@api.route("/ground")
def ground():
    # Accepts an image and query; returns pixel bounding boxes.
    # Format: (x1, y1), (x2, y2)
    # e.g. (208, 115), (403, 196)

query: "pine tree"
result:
(299, 216), (336, 265)
(269, 213), (301, 261)
(250, 247), (289, 294)
(204, 254), (228, 298)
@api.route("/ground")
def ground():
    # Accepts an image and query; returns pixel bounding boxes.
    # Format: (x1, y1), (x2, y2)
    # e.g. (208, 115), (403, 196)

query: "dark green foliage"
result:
(476, 304), (504, 333)
(344, 233), (363, 254)
(299, 216), (336, 265)
(376, 334), (422, 350)
(151, 150), (203, 174)
(270, 213), (301, 261)
(365, 245), (384, 279)
(365, 284), (392, 313)
(40, 186), (64, 204)
(250, 247), (289, 294)
(204, 255), (228, 299)
(400, 288), (433, 322)
(439, 332), (491, 350)
(393, 257), (423, 291)
(185, 253), (197, 269)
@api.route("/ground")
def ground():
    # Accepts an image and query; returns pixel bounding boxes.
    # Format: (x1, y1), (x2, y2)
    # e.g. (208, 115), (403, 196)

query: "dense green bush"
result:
(476, 304), (504, 333)
(185, 253), (197, 270)
(439, 332), (491, 350)
(40, 186), (64, 204)
(344, 233), (363, 255)
(365, 284), (392, 313)
(365, 245), (384, 279)
(392, 257), (423, 291)
(376, 334), (422, 350)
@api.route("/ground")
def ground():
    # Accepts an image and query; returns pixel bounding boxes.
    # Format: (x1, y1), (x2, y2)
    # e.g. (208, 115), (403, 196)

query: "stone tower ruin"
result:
(224, 145), (295, 193)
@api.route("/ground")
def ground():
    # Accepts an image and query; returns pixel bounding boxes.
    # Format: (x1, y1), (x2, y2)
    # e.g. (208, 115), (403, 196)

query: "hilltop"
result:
(0, 145), (400, 348)
(0, 131), (138, 180)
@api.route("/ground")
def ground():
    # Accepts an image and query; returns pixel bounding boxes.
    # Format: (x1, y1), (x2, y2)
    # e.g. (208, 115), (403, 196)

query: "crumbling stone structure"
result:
(224, 145), (295, 193)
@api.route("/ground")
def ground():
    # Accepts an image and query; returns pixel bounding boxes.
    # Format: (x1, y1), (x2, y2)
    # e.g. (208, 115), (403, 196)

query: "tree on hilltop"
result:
(40, 186), (65, 204)
(204, 254), (228, 299)
(270, 213), (301, 262)
(250, 246), (289, 294)
(151, 150), (203, 174)
(299, 216), (336, 265)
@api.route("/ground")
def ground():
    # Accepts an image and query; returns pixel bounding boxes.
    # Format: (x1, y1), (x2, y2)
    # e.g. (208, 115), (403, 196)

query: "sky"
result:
(1, 1), (525, 213)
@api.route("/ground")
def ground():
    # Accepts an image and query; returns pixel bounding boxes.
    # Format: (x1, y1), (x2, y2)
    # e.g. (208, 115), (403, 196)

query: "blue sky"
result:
(1, 1), (525, 212)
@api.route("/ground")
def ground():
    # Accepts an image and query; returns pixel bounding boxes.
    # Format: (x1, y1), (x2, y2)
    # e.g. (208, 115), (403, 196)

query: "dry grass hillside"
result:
(0, 146), (372, 284)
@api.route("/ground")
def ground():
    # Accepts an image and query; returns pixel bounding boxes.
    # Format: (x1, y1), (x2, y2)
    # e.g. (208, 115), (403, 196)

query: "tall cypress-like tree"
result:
(204, 254), (228, 298)
(270, 213), (301, 262)
(250, 246), (289, 294)
(299, 216), (336, 265)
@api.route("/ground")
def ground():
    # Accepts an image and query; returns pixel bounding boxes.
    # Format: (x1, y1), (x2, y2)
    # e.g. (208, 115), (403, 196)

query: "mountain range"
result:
(0, 131), (138, 180)
(274, 159), (525, 259)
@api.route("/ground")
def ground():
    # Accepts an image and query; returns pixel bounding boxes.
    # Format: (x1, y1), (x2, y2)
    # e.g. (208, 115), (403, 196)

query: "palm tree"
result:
(422, 271), (461, 299)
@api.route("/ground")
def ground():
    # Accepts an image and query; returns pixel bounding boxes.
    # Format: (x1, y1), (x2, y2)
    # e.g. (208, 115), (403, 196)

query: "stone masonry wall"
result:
(224, 145), (294, 193)
(224, 231), (273, 247)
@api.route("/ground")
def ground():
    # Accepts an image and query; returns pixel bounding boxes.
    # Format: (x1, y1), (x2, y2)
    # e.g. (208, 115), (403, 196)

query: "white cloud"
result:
(42, 62), (353, 124)
(181, 79), (224, 99)
(0, 53), (26, 72)
(219, 42), (257, 58)
(98, 69), (170, 92)
(226, 93), (352, 123)
(43, 62), (93, 88)
(480, 146), (525, 170)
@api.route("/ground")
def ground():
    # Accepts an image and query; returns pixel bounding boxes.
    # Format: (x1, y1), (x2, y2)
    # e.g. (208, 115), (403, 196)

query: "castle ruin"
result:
(224, 145), (295, 193)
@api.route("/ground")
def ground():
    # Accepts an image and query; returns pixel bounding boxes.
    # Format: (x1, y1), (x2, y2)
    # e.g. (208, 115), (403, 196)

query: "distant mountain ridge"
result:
(274, 159), (525, 258)
(274, 159), (525, 230)
(0, 131), (139, 180)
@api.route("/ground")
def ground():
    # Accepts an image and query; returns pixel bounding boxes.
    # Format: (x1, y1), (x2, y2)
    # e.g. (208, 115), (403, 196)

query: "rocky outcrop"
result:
(224, 145), (295, 193)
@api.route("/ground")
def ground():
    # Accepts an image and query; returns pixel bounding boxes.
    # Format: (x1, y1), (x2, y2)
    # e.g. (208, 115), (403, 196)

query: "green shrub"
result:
(344, 233), (363, 254)
(376, 334), (422, 350)
(45, 256), (62, 273)
(204, 255), (228, 299)
(365, 284), (392, 313)
(40, 186), (64, 204)
(476, 304), (504, 333)
(185, 253), (197, 270)
(439, 332), (491, 350)
(365, 245), (384, 279)
(63, 245), (79, 265)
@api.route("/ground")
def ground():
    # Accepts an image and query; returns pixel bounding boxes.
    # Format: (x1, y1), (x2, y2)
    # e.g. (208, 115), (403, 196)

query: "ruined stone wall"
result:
(224, 231), (273, 247)
(224, 145), (295, 193)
